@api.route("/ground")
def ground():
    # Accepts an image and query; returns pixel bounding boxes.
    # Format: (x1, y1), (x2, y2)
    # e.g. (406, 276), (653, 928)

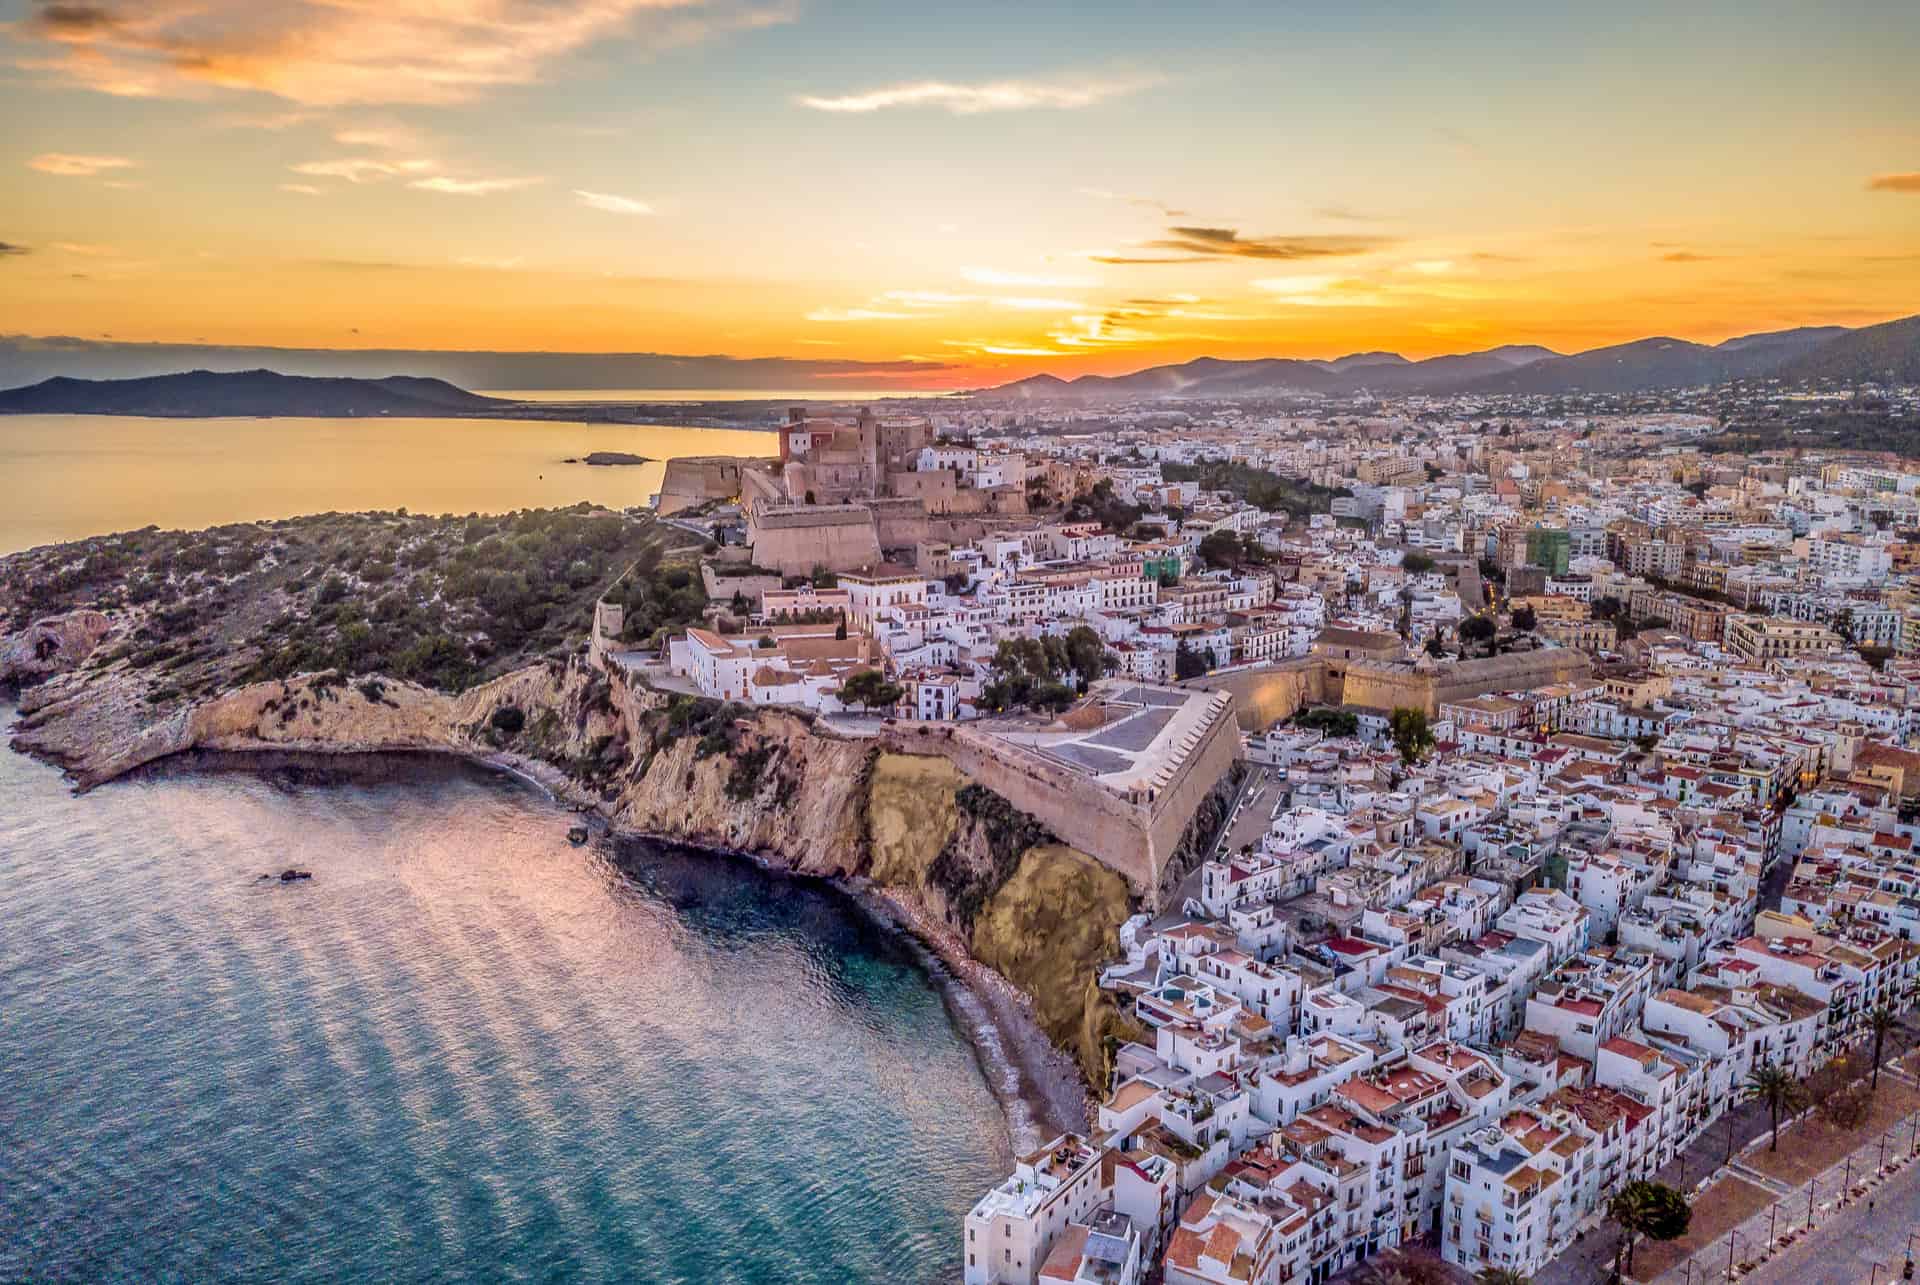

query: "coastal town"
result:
(635, 388), (1920, 1285)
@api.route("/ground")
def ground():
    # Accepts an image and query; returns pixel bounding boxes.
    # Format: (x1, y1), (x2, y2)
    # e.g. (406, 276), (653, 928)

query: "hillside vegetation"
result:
(0, 505), (706, 708)
(1702, 408), (1920, 459)
(1160, 458), (1349, 517)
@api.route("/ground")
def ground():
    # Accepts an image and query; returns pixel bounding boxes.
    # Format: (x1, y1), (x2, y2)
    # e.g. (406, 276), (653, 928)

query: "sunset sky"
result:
(3, 0), (1918, 387)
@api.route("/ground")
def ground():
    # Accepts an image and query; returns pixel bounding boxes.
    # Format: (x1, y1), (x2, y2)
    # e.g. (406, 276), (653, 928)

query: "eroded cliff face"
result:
(864, 753), (1140, 1086)
(6, 614), (1132, 1093)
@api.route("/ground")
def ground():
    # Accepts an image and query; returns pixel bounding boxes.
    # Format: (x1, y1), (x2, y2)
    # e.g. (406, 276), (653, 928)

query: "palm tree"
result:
(1476, 1270), (1530, 1285)
(1746, 1061), (1807, 1152)
(1608, 1180), (1692, 1278)
(1868, 1003), (1900, 1090)
(1608, 1184), (1655, 1278)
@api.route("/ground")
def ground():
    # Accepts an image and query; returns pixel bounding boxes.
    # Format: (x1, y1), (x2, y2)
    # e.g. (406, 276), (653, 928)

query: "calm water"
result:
(0, 731), (1006, 1282)
(482, 389), (957, 403)
(0, 416), (778, 555)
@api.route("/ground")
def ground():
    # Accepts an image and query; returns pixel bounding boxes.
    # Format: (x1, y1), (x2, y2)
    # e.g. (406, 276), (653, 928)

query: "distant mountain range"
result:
(0, 369), (512, 418)
(0, 335), (953, 391)
(983, 315), (1919, 400)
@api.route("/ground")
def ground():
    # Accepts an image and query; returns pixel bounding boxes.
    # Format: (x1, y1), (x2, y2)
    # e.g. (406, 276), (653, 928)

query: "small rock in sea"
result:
(279, 868), (313, 882)
(567, 825), (590, 846)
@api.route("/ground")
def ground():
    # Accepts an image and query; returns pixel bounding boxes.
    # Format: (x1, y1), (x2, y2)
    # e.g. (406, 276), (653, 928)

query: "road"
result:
(1214, 765), (1283, 863)
(1747, 1142), (1920, 1284)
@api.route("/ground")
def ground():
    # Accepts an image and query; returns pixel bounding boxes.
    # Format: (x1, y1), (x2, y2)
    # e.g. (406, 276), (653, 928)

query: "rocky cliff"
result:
(5, 614), (1136, 1122)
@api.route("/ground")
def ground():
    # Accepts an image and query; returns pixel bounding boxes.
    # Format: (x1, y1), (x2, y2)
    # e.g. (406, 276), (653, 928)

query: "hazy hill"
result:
(0, 369), (512, 417)
(985, 318), (1918, 399)
(987, 343), (1560, 400)
(1772, 315), (1920, 386)
(1458, 325), (1870, 395)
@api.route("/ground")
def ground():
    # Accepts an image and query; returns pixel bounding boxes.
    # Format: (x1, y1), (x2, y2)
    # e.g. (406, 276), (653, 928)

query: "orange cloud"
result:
(27, 152), (134, 176)
(1867, 172), (1920, 193)
(15, 0), (789, 105)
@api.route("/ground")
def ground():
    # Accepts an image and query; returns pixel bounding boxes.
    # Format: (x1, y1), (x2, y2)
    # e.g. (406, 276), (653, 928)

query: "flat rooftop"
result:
(984, 680), (1234, 794)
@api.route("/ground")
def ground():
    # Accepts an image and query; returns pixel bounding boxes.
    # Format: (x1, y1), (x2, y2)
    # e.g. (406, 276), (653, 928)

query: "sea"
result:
(481, 389), (961, 403)
(0, 415), (779, 556)
(0, 732), (1009, 1282)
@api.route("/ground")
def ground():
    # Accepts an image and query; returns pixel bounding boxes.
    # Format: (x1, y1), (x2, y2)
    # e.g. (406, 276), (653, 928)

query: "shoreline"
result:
(63, 734), (1091, 1154)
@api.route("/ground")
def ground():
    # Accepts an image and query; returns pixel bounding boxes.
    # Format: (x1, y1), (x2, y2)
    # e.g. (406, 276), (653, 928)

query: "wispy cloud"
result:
(574, 189), (654, 215)
(798, 74), (1157, 115)
(1091, 225), (1391, 265)
(214, 109), (320, 131)
(333, 125), (425, 151)
(879, 290), (979, 308)
(279, 183), (324, 195)
(410, 175), (544, 196)
(1659, 251), (1719, 263)
(290, 157), (434, 183)
(1251, 275), (1384, 307)
(806, 307), (915, 322)
(1867, 172), (1920, 193)
(1078, 187), (1187, 218)
(28, 152), (135, 177)
(992, 296), (1086, 312)
(960, 265), (1096, 288)
(1146, 226), (1390, 261)
(1315, 204), (1387, 223)
(14, 0), (790, 106)
(51, 241), (118, 255)
(941, 339), (1069, 357)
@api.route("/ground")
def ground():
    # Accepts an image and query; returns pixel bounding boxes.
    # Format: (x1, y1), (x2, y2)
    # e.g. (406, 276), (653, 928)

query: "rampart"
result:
(655, 455), (765, 515)
(875, 689), (1240, 906)
(1189, 647), (1596, 730)
(746, 504), (884, 574)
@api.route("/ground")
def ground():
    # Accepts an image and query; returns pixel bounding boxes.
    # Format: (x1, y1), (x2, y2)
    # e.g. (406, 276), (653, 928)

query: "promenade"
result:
(1643, 1049), (1920, 1284)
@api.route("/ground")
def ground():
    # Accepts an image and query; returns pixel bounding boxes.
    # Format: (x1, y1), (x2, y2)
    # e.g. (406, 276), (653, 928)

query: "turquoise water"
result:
(0, 734), (1006, 1282)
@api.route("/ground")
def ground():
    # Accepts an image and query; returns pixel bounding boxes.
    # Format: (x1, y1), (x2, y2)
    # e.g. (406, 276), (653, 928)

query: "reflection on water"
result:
(0, 415), (776, 554)
(0, 737), (1005, 1283)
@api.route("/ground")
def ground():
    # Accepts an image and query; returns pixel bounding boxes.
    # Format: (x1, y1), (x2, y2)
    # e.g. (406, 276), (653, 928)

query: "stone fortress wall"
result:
(1192, 648), (1596, 730)
(874, 686), (1241, 907)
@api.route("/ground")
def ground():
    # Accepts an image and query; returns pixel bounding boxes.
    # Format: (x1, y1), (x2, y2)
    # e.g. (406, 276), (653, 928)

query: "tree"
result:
(1197, 529), (1244, 570)
(1424, 633), (1448, 659)
(834, 611), (848, 641)
(1745, 1061), (1807, 1152)
(810, 565), (837, 589)
(834, 668), (902, 714)
(1868, 1003), (1900, 1090)
(1511, 605), (1538, 633)
(1174, 640), (1209, 680)
(1592, 594), (1623, 622)
(1401, 550), (1435, 575)
(1064, 625), (1106, 686)
(1389, 707), (1434, 766)
(1294, 707), (1359, 738)
(1459, 613), (1497, 654)
(1821, 1083), (1871, 1130)
(1607, 1180), (1691, 1278)
(1476, 1270), (1531, 1285)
